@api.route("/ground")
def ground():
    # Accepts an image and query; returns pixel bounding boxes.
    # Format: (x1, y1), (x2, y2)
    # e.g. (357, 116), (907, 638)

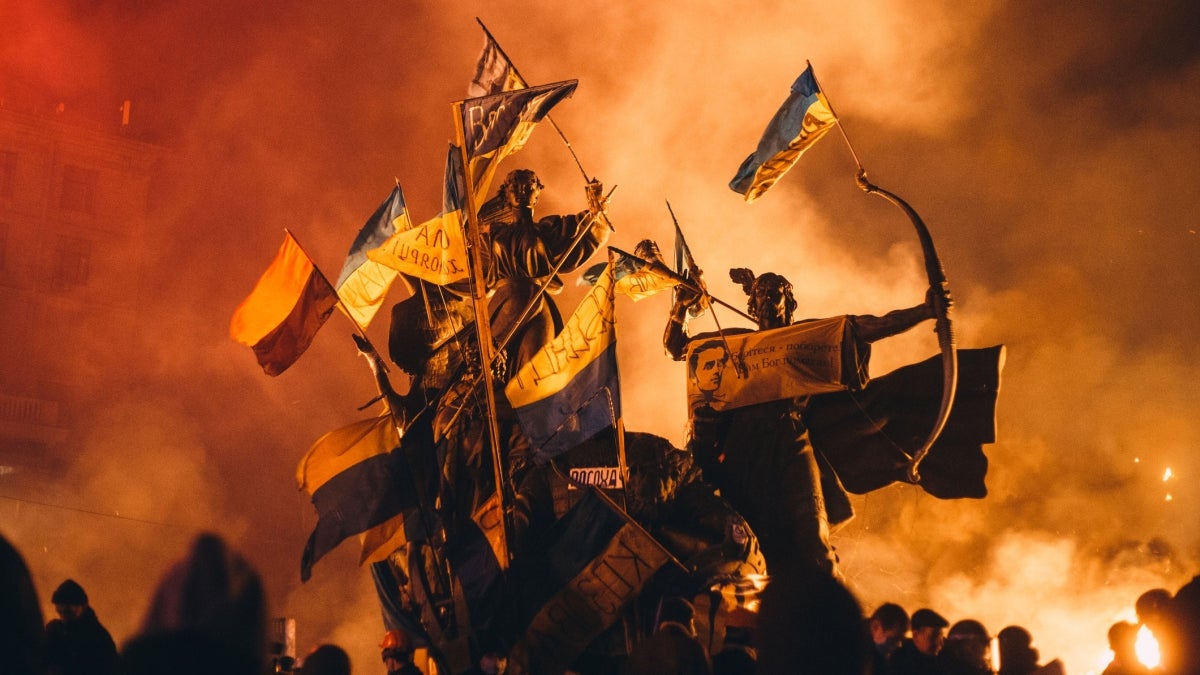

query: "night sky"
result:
(3, 2), (1199, 672)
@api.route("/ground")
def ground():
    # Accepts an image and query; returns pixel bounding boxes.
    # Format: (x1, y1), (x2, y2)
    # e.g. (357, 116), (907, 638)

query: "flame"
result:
(1136, 625), (1160, 669)
(1163, 467), (1174, 481)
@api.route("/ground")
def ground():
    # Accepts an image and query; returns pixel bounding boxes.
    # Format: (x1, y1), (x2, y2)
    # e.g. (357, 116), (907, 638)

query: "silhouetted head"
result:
(731, 268), (797, 329)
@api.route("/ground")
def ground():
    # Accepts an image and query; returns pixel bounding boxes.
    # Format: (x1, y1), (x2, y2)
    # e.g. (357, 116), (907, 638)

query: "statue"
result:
(664, 266), (946, 575)
(478, 168), (610, 373)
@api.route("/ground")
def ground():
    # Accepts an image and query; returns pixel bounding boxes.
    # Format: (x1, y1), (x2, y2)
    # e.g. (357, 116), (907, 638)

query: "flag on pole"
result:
(335, 185), (412, 327)
(729, 63), (838, 202)
(230, 232), (338, 376)
(580, 248), (681, 301)
(468, 28), (526, 97)
(506, 488), (673, 675)
(368, 146), (471, 285)
(504, 254), (619, 462)
(296, 410), (437, 581)
(458, 79), (578, 202)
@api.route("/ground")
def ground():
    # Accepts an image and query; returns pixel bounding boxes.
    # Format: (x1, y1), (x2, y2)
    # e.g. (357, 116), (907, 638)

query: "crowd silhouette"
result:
(2, 530), (1198, 675)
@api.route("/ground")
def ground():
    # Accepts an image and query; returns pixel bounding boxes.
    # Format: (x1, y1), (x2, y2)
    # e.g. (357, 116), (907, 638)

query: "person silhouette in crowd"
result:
(624, 596), (712, 675)
(755, 569), (870, 675)
(867, 602), (910, 675)
(1099, 621), (1149, 675)
(380, 630), (422, 675)
(462, 649), (508, 675)
(300, 644), (352, 675)
(938, 619), (993, 675)
(44, 578), (118, 675)
(121, 532), (267, 675)
(1171, 574), (1200, 674)
(1, 533), (47, 675)
(1135, 587), (1180, 674)
(996, 625), (1064, 675)
(890, 608), (949, 675)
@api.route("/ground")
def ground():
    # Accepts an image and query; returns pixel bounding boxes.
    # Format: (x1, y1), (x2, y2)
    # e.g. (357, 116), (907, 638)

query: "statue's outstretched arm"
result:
(851, 286), (946, 343)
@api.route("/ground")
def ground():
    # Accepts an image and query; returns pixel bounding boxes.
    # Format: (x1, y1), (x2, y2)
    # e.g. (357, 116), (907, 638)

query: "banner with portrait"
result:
(684, 316), (869, 412)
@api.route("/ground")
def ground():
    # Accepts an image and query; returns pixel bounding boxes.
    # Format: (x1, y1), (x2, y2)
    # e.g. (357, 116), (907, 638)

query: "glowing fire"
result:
(1136, 625), (1160, 669)
(1162, 467), (1173, 481)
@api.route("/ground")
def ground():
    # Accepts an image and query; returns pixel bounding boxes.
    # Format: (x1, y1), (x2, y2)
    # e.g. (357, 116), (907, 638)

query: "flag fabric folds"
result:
(458, 79), (578, 202)
(229, 232), (338, 376)
(507, 488), (673, 675)
(504, 256), (619, 462)
(468, 28), (526, 97)
(582, 247), (682, 301)
(808, 345), (1005, 500)
(613, 252), (681, 301)
(368, 146), (471, 285)
(335, 185), (411, 327)
(729, 63), (838, 203)
(296, 410), (436, 581)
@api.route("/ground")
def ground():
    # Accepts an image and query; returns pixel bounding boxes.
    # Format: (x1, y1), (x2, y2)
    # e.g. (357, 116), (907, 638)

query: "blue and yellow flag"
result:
(504, 256), (619, 461)
(467, 28), (526, 97)
(458, 79), (578, 202)
(580, 247), (681, 301)
(296, 410), (436, 581)
(335, 185), (411, 327)
(729, 63), (838, 203)
(367, 145), (471, 285)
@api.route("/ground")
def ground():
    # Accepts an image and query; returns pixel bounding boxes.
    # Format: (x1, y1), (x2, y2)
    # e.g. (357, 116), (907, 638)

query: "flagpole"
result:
(805, 63), (957, 483)
(605, 388), (630, 512)
(610, 245), (753, 322)
(475, 18), (589, 180)
(806, 61), (866, 174)
(452, 101), (515, 564)
(432, 195), (618, 439)
(550, 464), (688, 574)
(284, 228), (376, 344)
(663, 205), (748, 378)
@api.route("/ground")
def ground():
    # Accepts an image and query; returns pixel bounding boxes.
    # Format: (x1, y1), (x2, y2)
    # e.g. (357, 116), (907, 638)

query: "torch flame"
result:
(1136, 625), (1160, 669)
(1162, 467), (1173, 481)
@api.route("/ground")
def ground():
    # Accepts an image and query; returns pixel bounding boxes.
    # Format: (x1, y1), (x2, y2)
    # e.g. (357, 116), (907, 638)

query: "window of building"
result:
(51, 237), (91, 290)
(0, 151), (16, 197)
(59, 164), (98, 214)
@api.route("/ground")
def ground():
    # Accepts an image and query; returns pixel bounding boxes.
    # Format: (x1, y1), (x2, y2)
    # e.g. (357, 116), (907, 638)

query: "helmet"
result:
(379, 629), (411, 651)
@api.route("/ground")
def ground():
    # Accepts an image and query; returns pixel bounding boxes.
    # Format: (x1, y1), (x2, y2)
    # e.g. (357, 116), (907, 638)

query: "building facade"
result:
(0, 101), (164, 482)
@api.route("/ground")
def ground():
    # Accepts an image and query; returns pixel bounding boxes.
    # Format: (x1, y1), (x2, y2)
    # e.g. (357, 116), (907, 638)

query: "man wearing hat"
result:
(45, 578), (118, 675)
(380, 629), (422, 675)
(890, 608), (950, 675)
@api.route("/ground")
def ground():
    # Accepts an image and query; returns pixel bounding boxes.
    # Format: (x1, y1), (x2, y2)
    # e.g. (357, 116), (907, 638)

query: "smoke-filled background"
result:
(3, 1), (1198, 672)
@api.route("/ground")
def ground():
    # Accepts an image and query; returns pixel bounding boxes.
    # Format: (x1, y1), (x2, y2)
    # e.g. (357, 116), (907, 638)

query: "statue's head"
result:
(499, 169), (543, 209)
(731, 268), (796, 329)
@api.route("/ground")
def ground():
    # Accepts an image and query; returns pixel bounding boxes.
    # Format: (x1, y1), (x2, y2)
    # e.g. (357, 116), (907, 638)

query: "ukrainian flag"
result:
(504, 258), (620, 461)
(729, 63), (838, 203)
